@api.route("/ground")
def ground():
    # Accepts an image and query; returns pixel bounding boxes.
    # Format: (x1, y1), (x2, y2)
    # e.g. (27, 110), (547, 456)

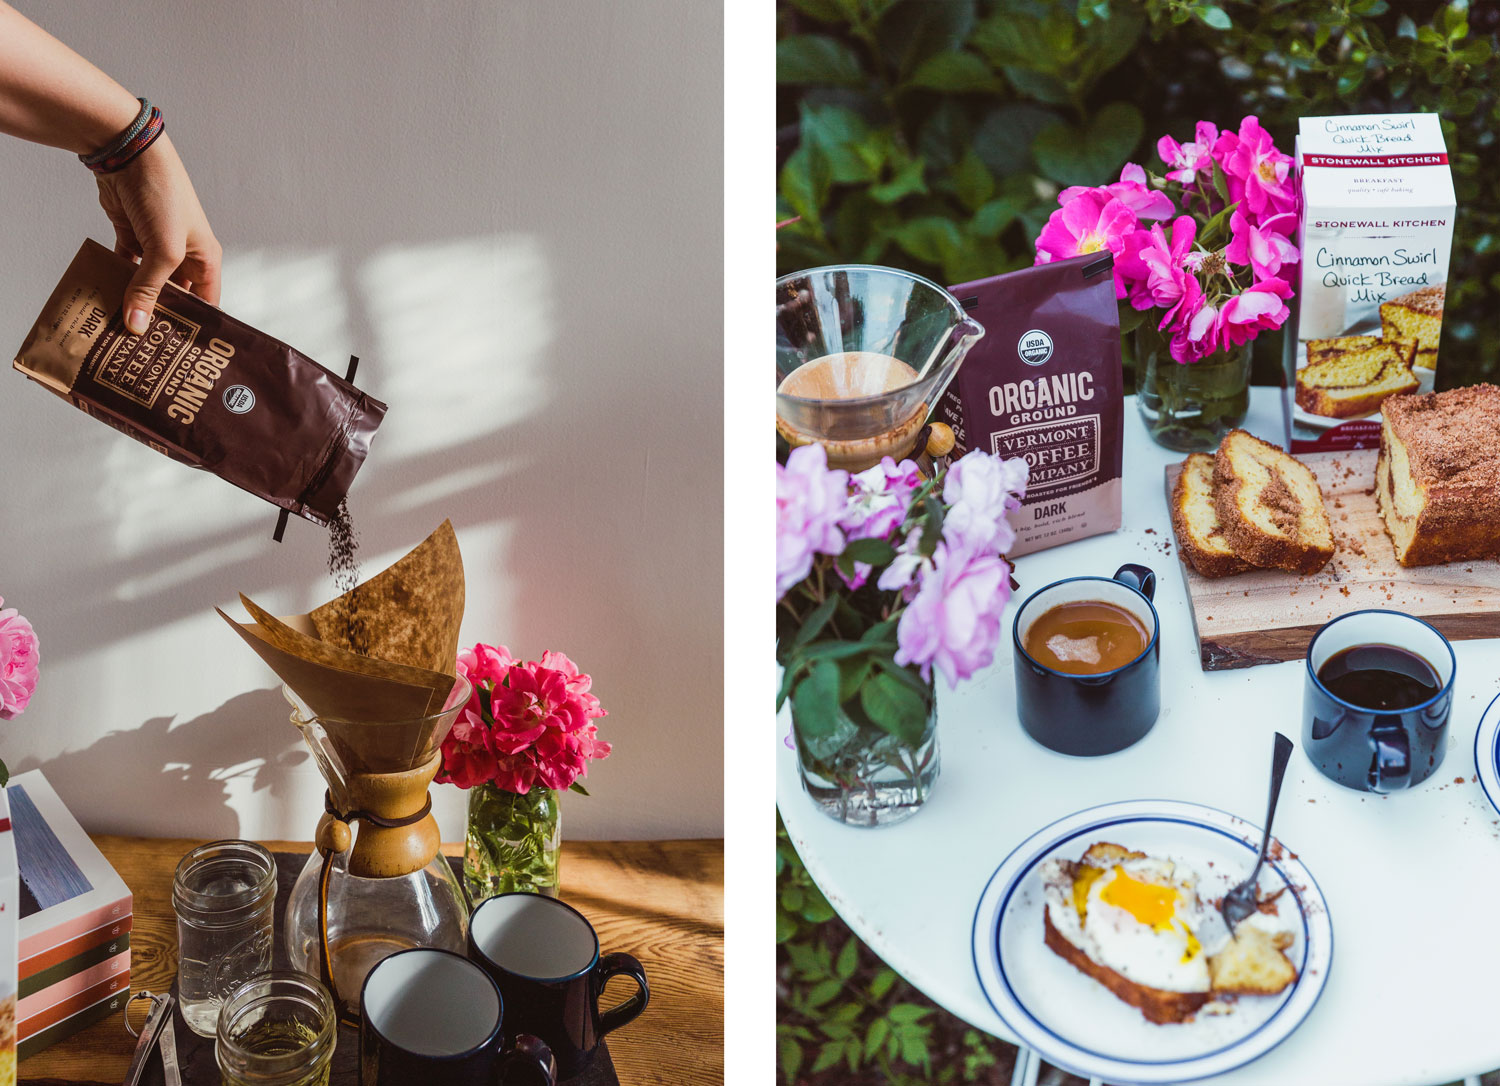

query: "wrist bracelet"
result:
(80, 97), (165, 174)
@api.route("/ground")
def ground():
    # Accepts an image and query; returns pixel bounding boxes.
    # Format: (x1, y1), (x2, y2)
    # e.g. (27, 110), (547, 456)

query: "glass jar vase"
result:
(463, 783), (562, 904)
(215, 971), (337, 1086)
(172, 840), (277, 1037)
(791, 670), (938, 827)
(1135, 322), (1252, 451)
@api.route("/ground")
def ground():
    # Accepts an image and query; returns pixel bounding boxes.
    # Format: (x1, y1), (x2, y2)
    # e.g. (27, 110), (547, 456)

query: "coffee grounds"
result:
(326, 498), (367, 656)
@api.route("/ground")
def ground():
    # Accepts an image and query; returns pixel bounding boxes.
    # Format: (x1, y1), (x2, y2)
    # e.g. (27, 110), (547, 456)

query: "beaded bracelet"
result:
(79, 97), (164, 174)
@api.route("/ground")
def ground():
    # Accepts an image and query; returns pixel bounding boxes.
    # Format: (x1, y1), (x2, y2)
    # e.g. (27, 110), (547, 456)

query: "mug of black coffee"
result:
(1303, 609), (1455, 792)
(1011, 564), (1160, 756)
(468, 893), (649, 1078)
(360, 948), (556, 1086)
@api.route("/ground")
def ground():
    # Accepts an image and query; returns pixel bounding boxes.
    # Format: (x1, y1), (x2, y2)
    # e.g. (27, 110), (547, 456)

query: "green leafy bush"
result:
(777, 0), (1497, 389)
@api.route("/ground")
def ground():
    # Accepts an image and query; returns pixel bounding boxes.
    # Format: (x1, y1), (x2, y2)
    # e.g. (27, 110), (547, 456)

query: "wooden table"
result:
(21, 837), (723, 1085)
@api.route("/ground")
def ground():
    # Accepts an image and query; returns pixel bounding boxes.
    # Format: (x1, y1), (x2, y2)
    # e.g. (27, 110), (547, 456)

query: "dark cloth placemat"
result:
(138, 852), (617, 1085)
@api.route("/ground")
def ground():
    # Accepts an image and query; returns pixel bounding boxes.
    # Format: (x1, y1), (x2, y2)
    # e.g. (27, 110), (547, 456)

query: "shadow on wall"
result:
(12, 688), (307, 839)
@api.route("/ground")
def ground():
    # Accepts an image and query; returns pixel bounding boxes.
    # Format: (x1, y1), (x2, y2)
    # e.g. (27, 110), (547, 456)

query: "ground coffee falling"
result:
(326, 499), (367, 656)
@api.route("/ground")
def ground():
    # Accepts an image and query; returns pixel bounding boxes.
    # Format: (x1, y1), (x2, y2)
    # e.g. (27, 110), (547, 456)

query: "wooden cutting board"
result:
(1164, 448), (1500, 670)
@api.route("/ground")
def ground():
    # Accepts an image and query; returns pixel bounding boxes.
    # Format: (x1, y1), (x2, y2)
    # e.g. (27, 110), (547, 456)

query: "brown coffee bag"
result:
(12, 239), (386, 526)
(938, 252), (1123, 556)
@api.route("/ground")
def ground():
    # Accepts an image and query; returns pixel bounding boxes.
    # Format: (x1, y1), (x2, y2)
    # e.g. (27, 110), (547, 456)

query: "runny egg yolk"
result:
(1097, 866), (1203, 963)
(1099, 866), (1179, 931)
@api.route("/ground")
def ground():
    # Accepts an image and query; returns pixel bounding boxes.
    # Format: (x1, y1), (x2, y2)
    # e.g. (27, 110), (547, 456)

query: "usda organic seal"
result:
(223, 385), (255, 414)
(1018, 329), (1053, 366)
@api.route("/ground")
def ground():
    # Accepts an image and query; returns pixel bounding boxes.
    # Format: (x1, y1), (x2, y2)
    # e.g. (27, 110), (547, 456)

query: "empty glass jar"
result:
(216, 971), (337, 1086)
(173, 840), (277, 1036)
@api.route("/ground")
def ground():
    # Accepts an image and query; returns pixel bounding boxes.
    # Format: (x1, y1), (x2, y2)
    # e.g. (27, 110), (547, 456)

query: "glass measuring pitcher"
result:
(776, 265), (984, 470)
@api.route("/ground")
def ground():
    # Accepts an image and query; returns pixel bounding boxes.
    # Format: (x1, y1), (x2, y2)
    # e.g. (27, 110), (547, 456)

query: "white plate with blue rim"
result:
(1472, 690), (1500, 817)
(971, 800), (1333, 1085)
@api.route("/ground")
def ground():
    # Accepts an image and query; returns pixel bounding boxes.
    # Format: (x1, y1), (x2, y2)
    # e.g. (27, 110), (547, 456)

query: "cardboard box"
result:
(1283, 113), (1455, 451)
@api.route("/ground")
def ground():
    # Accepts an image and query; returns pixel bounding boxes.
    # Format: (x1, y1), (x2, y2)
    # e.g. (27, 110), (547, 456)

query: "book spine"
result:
(18, 966), (129, 1038)
(18, 932), (129, 999)
(19, 913), (132, 979)
(17, 987), (127, 1060)
(18, 891), (131, 958)
(18, 948), (129, 1018)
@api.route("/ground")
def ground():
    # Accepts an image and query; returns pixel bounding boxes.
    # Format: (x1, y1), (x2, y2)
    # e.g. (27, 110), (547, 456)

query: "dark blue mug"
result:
(468, 893), (649, 1079)
(1011, 564), (1161, 756)
(1303, 609), (1456, 792)
(360, 948), (555, 1085)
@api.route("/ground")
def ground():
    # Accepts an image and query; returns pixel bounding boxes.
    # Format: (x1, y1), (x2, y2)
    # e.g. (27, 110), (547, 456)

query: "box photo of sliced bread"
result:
(1284, 113), (1455, 451)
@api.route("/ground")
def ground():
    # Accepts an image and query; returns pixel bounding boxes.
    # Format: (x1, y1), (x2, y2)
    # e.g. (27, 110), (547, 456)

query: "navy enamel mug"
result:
(1012, 564), (1161, 756)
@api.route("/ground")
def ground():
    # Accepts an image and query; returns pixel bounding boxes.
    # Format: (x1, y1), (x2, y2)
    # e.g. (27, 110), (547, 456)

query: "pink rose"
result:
(0, 598), (39, 721)
(457, 642), (514, 688)
(1121, 217), (1202, 327)
(1060, 164), (1175, 222)
(1214, 115), (1295, 219)
(1218, 277), (1292, 348)
(1035, 191), (1140, 299)
(776, 444), (848, 599)
(1157, 121), (1219, 185)
(941, 450), (1028, 555)
(1225, 208), (1300, 281)
(894, 542), (1012, 688)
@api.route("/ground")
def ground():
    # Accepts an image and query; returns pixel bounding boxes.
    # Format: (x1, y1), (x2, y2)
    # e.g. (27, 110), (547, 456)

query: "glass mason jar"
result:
(791, 670), (938, 828)
(215, 971), (337, 1086)
(1135, 321), (1253, 451)
(173, 840), (277, 1037)
(463, 783), (562, 904)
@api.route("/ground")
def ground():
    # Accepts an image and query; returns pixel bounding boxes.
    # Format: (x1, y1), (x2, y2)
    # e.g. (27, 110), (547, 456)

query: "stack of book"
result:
(8, 771), (131, 1059)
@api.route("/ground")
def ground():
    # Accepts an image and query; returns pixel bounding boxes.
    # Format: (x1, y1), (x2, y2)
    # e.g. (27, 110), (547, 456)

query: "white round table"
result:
(777, 388), (1500, 1086)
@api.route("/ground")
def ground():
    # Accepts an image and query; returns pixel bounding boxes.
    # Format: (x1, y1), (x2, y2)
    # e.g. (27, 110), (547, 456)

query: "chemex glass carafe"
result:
(776, 264), (984, 471)
(282, 676), (471, 1020)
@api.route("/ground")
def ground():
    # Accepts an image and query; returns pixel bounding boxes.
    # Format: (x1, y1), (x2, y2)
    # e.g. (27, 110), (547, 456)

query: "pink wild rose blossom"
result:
(941, 450), (1028, 555)
(776, 443), (848, 599)
(1035, 190), (1139, 299)
(1225, 209), (1300, 280)
(0, 597), (38, 720)
(1214, 116), (1295, 218)
(1060, 163), (1175, 222)
(1217, 277), (1293, 349)
(1157, 121), (1220, 184)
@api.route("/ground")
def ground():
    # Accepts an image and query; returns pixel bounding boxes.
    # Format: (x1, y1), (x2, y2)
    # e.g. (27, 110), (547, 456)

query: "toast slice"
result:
(1295, 339), (1418, 419)
(1043, 909), (1212, 1025)
(1213, 430), (1335, 574)
(1208, 925), (1298, 996)
(1170, 453), (1252, 578)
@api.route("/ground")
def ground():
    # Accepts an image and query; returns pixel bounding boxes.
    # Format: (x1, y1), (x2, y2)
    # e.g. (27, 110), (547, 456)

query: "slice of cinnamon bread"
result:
(1213, 430), (1335, 574)
(1171, 454), (1252, 578)
(1295, 339), (1418, 419)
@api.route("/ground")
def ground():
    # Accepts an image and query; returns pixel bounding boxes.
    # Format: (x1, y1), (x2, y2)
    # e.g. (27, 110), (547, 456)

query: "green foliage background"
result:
(777, 0), (1497, 389)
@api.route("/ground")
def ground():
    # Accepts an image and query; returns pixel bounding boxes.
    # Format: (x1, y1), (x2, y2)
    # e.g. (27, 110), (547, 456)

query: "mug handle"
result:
(597, 952), (650, 1036)
(497, 1033), (556, 1085)
(1113, 563), (1156, 601)
(1368, 728), (1411, 793)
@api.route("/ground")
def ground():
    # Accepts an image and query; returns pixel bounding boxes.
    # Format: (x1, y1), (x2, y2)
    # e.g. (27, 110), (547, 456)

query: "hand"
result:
(95, 133), (221, 334)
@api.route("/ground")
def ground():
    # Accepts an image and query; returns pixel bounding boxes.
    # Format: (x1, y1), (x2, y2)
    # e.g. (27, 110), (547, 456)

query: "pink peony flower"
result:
(1157, 121), (1220, 185)
(437, 645), (610, 794)
(1035, 191), (1139, 299)
(776, 444), (848, 599)
(894, 543), (1011, 688)
(0, 598), (38, 721)
(941, 450), (1027, 555)
(1225, 208), (1300, 281)
(1214, 116), (1295, 219)
(1060, 164), (1174, 222)
(1217, 277), (1292, 348)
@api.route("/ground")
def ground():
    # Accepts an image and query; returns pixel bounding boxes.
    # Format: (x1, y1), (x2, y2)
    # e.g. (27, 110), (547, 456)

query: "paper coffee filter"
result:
(308, 519), (465, 674)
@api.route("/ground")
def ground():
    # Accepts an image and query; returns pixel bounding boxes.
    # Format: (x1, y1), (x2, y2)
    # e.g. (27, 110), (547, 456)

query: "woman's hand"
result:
(95, 133), (222, 334)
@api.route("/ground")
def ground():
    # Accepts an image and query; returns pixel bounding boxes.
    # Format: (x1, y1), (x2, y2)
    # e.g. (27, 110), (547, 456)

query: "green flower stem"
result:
(462, 783), (561, 903)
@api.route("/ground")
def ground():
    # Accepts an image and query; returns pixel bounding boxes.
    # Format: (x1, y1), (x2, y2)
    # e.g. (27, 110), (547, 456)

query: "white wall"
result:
(0, 1), (723, 841)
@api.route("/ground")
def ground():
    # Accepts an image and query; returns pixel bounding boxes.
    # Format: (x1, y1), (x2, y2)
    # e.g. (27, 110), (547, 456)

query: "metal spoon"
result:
(1221, 731), (1295, 932)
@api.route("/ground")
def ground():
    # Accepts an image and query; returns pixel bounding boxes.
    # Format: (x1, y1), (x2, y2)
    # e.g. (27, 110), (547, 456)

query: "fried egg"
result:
(1042, 852), (1229, 994)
